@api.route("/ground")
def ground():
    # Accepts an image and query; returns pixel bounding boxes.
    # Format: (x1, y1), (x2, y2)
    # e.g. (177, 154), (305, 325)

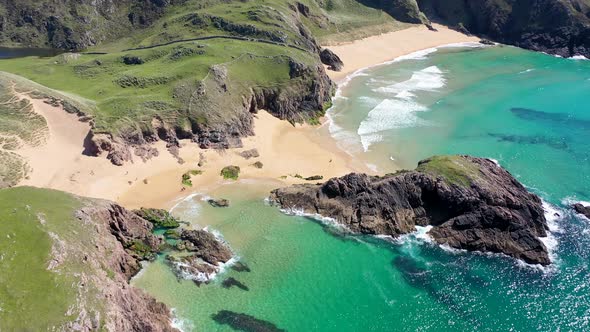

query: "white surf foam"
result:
(570, 55), (589, 60)
(518, 68), (535, 74)
(357, 98), (429, 151)
(278, 206), (349, 231)
(327, 42), (486, 153)
(170, 308), (195, 332)
(374, 66), (446, 94)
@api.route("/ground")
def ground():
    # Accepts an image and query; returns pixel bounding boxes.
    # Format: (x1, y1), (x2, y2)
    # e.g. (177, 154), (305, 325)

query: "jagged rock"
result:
(320, 49), (344, 72)
(74, 200), (177, 331)
(167, 229), (234, 284)
(417, 0), (590, 58)
(270, 155), (550, 265)
(133, 208), (181, 229)
(238, 148), (260, 159)
(480, 39), (495, 45)
(208, 198), (230, 208)
(573, 203), (590, 219)
(180, 229), (233, 265)
(252, 161), (264, 169)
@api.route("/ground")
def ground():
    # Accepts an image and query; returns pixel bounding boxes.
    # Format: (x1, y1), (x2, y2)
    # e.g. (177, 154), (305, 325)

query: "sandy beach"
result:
(15, 91), (367, 209)
(14, 23), (478, 209)
(324, 23), (480, 82)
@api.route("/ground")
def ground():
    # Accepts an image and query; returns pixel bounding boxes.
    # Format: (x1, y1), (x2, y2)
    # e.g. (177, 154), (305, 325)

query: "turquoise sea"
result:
(133, 45), (590, 331)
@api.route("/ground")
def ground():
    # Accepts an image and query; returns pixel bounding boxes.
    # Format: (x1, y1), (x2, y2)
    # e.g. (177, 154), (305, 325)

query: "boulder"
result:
(320, 49), (344, 72)
(573, 203), (590, 219)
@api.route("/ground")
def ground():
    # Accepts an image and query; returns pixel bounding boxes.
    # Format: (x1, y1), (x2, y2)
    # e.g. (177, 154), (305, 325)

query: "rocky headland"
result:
(270, 155), (551, 265)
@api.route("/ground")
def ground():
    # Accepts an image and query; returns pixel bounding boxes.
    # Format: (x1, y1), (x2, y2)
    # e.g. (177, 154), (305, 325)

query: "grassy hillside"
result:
(0, 187), (95, 330)
(0, 187), (174, 330)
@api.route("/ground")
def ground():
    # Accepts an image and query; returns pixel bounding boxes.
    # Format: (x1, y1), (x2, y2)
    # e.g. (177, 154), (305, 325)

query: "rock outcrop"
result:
(270, 155), (550, 265)
(573, 203), (590, 219)
(417, 0), (590, 58)
(0, 0), (169, 50)
(167, 229), (234, 283)
(320, 49), (344, 71)
(74, 200), (177, 331)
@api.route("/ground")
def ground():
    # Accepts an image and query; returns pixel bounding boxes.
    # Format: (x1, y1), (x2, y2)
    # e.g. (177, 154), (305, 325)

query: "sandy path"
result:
(324, 24), (480, 82)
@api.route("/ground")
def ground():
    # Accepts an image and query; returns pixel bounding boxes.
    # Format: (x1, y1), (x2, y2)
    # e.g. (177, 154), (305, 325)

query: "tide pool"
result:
(133, 46), (590, 331)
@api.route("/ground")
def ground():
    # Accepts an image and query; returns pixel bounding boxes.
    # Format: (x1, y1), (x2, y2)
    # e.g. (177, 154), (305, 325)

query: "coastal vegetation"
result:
(416, 155), (481, 187)
(182, 169), (203, 187)
(221, 165), (241, 180)
(0, 187), (174, 330)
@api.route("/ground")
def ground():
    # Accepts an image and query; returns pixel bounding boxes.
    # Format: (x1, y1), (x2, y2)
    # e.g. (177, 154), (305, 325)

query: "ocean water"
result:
(133, 45), (590, 331)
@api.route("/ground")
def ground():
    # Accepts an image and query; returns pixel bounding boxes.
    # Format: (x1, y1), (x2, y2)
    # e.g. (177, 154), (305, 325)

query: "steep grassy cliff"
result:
(0, 187), (175, 331)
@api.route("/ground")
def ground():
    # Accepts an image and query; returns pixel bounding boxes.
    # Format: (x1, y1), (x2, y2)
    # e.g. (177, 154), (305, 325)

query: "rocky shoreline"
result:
(55, 200), (237, 330)
(270, 155), (551, 265)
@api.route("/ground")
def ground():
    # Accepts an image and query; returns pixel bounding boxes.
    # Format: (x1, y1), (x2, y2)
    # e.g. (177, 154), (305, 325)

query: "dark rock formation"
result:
(208, 198), (230, 208)
(252, 161), (264, 169)
(222, 277), (250, 291)
(320, 48), (344, 71)
(270, 155), (550, 265)
(304, 175), (323, 181)
(573, 203), (590, 219)
(417, 0), (590, 58)
(212, 310), (286, 332)
(180, 229), (233, 265)
(167, 229), (234, 283)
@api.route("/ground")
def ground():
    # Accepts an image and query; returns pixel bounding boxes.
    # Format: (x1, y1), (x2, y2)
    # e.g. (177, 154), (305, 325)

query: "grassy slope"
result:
(0, 187), (104, 330)
(0, 0), (413, 136)
(0, 40), (312, 134)
(416, 155), (481, 186)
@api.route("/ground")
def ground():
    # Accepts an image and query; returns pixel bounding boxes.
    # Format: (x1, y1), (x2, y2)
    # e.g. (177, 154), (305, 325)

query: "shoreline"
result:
(323, 23), (480, 82)
(14, 24), (480, 210)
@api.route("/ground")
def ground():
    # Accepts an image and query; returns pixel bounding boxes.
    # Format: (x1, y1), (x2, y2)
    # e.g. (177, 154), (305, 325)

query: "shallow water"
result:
(133, 46), (590, 331)
(0, 47), (62, 59)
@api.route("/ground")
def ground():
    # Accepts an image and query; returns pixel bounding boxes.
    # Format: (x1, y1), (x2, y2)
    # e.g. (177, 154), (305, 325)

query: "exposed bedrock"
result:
(270, 155), (551, 265)
(573, 203), (590, 219)
(83, 58), (334, 164)
(417, 0), (590, 58)
(75, 201), (177, 331)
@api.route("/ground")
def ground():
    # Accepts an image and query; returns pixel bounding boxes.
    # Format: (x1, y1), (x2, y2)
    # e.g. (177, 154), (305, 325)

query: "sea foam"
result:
(357, 97), (429, 151)
(326, 42), (486, 152)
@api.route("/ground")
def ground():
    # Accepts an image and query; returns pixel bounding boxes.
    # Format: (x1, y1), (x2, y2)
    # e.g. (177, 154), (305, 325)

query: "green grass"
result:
(182, 169), (203, 186)
(220, 165), (240, 180)
(416, 155), (481, 187)
(0, 187), (85, 330)
(0, 39), (315, 135)
(134, 208), (181, 229)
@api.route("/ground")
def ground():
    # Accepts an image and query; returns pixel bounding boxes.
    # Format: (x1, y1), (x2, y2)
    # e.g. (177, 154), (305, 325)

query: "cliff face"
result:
(71, 201), (178, 331)
(270, 156), (550, 265)
(0, 187), (178, 331)
(417, 0), (590, 57)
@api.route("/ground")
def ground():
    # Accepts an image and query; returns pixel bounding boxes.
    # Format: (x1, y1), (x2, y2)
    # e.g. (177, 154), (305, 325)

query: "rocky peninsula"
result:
(270, 155), (551, 265)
